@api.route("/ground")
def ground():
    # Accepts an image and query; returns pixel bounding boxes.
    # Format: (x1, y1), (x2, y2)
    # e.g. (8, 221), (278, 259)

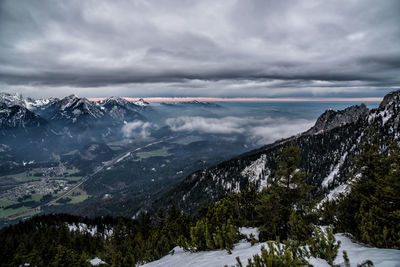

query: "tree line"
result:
(0, 132), (398, 266)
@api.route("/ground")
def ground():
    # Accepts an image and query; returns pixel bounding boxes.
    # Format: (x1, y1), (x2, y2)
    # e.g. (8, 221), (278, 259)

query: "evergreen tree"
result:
(308, 227), (340, 266)
(336, 131), (400, 248)
(235, 241), (310, 267)
(256, 143), (313, 241)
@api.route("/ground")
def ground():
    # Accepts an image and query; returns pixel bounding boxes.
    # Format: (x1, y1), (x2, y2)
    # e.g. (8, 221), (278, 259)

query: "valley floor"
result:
(141, 228), (400, 267)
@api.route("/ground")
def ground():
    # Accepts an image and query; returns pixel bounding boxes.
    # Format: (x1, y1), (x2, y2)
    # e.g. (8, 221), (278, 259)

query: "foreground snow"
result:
(141, 228), (400, 267)
(90, 257), (107, 266)
(334, 234), (400, 267)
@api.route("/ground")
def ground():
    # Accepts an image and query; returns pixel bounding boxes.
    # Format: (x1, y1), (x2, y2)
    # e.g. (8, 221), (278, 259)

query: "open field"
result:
(0, 206), (31, 219)
(50, 176), (82, 182)
(136, 147), (171, 159)
(64, 168), (80, 175)
(172, 135), (203, 145)
(0, 172), (41, 183)
(0, 199), (17, 208)
(10, 209), (40, 220)
(69, 189), (89, 204)
(52, 188), (89, 205)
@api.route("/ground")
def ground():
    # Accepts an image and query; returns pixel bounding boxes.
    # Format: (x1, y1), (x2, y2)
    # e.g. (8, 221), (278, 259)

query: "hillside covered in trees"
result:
(0, 137), (399, 266)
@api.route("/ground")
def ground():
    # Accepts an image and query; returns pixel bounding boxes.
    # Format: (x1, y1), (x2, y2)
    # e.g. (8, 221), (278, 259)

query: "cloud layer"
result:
(0, 0), (399, 97)
(166, 116), (313, 145)
(166, 116), (246, 134)
(122, 121), (153, 139)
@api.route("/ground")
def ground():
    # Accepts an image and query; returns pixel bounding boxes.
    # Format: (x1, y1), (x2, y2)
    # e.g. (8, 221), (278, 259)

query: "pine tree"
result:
(308, 227), (340, 266)
(337, 130), (400, 248)
(256, 143), (312, 241)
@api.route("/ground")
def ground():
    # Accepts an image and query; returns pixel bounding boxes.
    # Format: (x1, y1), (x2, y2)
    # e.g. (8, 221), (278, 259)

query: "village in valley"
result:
(0, 162), (88, 221)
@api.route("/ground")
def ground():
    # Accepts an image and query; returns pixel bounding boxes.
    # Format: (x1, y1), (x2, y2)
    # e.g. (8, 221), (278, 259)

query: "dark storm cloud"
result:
(0, 0), (399, 97)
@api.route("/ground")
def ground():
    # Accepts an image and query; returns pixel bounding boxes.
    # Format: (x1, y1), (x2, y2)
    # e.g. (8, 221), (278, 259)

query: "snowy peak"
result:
(182, 100), (220, 107)
(0, 92), (25, 107)
(97, 96), (145, 121)
(368, 90), (400, 128)
(305, 103), (369, 135)
(25, 97), (57, 110)
(99, 96), (132, 108)
(378, 89), (400, 110)
(62, 95), (102, 116)
(0, 103), (47, 129)
(0, 92), (56, 110)
(58, 94), (81, 110)
(133, 98), (149, 107)
(41, 95), (106, 125)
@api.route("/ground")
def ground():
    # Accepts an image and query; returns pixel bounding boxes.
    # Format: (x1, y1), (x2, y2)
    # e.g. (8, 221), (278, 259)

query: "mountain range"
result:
(0, 92), (254, 225)
(0, 90), (398, 224)
(0, 93), (149, 160)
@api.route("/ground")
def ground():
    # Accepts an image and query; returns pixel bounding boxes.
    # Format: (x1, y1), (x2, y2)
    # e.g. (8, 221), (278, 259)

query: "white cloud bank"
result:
(121, 121), (153, 139)
(166, 116), (313, 145)
(166, 116), (246, 134)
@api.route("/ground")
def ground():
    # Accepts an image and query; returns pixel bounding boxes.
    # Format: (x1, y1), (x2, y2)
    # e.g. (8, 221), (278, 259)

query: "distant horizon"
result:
(89, 96), (383, 102)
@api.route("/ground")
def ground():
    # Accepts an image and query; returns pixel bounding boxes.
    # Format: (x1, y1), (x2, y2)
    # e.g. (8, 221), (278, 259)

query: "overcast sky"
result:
(0, 0), (399, 98)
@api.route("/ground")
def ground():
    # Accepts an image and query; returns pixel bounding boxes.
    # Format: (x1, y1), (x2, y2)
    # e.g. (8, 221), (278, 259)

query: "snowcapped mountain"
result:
(0, 92), (55, 110)
(0, 92), (26, 108)
(39, 95), (108, 128)
(97, 96), (145, 121)
(0, 103), (47, 129)
(153, 90), (400, 213)
(160, 100), (221, 108)
(0, 102), (56, 160)
(25, 97), (58, 110)
(132, 98), (149, 107)
(182, 100), (221, 107)
(0, 93), (152, 162)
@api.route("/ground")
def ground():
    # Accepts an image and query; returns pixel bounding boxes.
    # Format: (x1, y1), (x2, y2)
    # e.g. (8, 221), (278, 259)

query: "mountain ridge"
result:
(150, 90), (400, 214)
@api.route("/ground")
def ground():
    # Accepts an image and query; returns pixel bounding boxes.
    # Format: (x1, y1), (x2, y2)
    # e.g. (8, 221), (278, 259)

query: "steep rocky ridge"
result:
(0, 103), (47, 129)
(97, 96), (145, 121)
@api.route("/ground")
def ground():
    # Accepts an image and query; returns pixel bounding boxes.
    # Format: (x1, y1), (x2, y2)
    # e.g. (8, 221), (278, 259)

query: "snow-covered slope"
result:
(0, 103), (47, 129)
(39, 95), (108, 128)
(97, 96), (145, 121)
(133, 98), (149, 107)
(142, 230), (400, 267)
(25, 97), (57, 110)
(0, 92), (26, 107)
(0, 92), (55, 110)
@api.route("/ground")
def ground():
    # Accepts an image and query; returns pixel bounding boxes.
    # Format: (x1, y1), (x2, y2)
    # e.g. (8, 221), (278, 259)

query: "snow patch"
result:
(141, 232), (400, 267)
(241, 154), (269, 190)
(67, 223), (113, 238)
(239, 227), (259, 240)
(90, 257), (107, 266)
(322, 152), (347, 188)
(318, 183), (351, 208)
(67, 223), (98, 236)
(334, 234), (400, 266)
(133, 98), (149, 107)
(72, 109), (82, 116)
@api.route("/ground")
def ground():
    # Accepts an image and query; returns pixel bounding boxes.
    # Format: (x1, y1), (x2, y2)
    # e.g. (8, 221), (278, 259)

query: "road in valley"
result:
(8, 137), (174, 220)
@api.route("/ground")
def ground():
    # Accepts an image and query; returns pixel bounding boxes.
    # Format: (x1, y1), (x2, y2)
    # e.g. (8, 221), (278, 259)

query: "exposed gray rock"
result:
(379, 89), (400, 110)
(305, 103), (369, 135)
